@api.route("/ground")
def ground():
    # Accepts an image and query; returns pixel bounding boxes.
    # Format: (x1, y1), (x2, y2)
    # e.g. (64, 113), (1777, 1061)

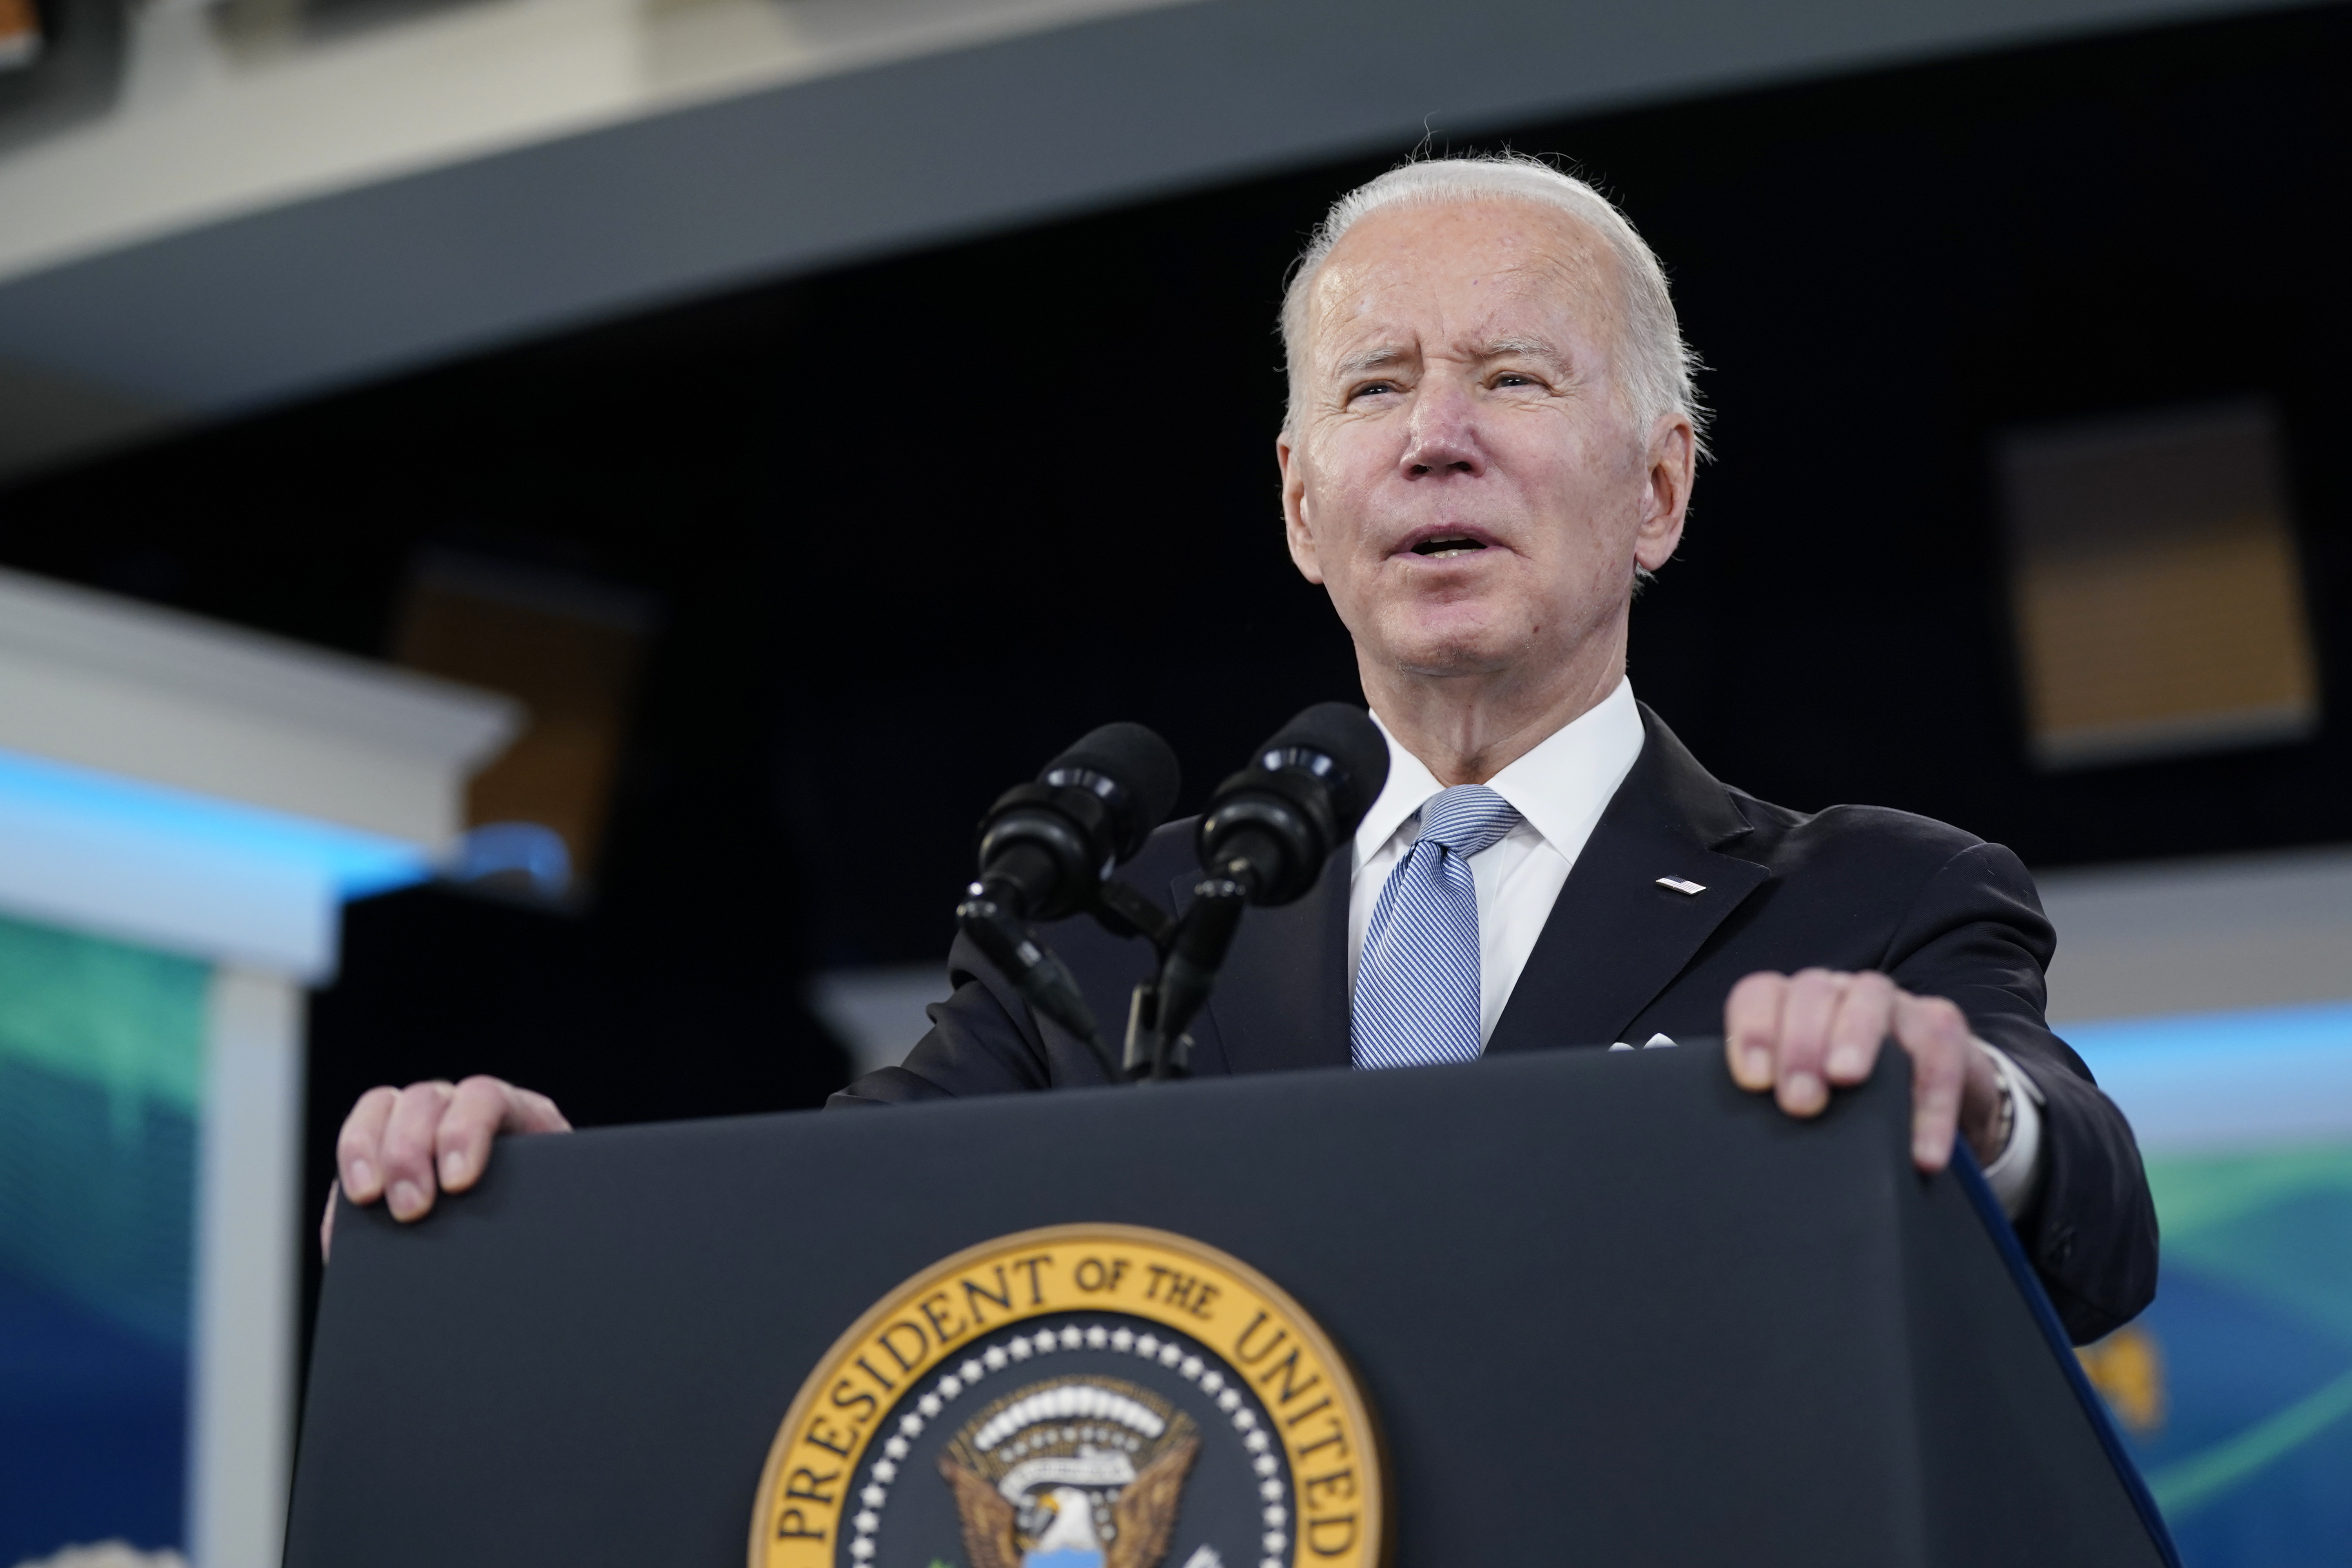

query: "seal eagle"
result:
(941, 1435), (1200, 1568)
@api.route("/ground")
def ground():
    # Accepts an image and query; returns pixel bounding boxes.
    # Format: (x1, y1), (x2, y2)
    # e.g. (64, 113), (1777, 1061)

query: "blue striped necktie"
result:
(1352, 784), (1523, 1070)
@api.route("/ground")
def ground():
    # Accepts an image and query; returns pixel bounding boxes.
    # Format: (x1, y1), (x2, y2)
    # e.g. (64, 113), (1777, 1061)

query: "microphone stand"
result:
(959, 853), (1267, 1087)
(955, 888), (1121, 1080)
(1113, 861), (1254, 1085)
(1082, 881), (1200, 1084)
(954, 876), (1192, 1084)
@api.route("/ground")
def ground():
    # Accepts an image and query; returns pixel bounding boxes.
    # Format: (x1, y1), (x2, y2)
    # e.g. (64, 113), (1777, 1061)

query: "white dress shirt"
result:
(1346, 677), (2045, 1216)
(1348, 678), (1647, 1043)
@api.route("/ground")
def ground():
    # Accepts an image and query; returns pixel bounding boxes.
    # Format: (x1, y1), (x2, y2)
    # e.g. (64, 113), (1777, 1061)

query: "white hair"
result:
(1279, 152), (1706, 444)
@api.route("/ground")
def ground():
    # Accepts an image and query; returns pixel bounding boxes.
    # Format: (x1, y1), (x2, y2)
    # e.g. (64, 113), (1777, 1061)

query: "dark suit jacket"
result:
(836, 705), (2158, 1343)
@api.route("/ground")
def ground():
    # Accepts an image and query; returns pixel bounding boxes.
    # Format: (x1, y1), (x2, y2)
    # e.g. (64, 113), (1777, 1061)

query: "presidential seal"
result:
(750, 1224), (1383, 1568)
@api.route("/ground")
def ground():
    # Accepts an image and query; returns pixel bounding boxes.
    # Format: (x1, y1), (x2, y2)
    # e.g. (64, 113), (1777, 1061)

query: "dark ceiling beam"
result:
(0, 0), (2317, 479)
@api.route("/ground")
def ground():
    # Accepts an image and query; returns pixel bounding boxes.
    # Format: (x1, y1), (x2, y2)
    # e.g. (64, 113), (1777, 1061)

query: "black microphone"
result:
(960, 723), (1182, 1074)
(1130, 703), (1388, 1079)
(974, 722), (1182, 920)
(1193, 701), (1390, 905)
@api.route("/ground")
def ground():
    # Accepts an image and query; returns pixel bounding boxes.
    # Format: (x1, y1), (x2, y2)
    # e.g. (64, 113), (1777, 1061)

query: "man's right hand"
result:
(323, 1076), (570, 1261)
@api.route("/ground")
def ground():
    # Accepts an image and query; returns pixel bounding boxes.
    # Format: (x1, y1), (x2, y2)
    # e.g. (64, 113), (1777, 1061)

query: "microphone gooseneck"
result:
(959, 722), (1182, 1078)
(1128, 703), (1389, 1081)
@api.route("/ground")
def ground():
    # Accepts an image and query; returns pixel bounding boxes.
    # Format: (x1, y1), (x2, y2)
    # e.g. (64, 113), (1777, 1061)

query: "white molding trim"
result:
(0, 565), (517, 843)
(188, 968), (305, 1568)
(0, 574), (516, 1566)
(0, 566), (518, 977)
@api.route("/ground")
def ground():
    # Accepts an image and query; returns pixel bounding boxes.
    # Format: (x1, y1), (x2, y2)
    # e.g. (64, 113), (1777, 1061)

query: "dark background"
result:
(0, 3), (2345, 1256)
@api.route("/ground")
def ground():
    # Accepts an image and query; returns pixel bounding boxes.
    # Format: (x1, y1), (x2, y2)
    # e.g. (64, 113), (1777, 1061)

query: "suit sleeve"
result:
(1879, 840), (2158, 1344)
(827, 923), (1127, 1107)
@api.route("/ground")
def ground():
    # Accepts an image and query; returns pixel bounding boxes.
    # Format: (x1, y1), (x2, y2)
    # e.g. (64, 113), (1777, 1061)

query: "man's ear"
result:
(1634, 414), (1695, 573)
(1278, 432), (1325, 584)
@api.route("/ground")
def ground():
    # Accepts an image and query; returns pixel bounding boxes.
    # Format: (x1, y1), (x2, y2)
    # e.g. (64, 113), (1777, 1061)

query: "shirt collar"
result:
(1355, 677), (1645, 863)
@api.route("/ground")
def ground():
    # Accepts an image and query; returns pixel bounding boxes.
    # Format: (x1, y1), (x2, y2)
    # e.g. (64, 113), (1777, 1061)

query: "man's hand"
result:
(1724, 969), (2005, 1172)
(321, 1076), (570, 1260)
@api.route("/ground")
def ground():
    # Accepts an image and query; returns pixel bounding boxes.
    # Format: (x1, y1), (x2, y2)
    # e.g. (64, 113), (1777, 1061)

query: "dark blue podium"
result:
(285, 1043), (2172, 1566)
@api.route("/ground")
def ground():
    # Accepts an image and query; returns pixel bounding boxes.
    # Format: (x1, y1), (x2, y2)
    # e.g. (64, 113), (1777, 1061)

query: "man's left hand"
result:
(1724, 969), (2006, 1171)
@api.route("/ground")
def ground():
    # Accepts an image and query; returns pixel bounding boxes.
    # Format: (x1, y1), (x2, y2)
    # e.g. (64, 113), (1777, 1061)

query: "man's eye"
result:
(1495, 372), (1535, 388)
(1350, 381), (1399, 401)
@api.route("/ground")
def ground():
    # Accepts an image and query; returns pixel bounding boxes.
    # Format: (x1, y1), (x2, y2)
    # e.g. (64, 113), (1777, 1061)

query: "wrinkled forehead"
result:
(1303, 197), (1623, 369)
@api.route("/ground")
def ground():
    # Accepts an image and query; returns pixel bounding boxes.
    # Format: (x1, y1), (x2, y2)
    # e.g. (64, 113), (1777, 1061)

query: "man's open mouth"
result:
(1410, 534), (1489, 560)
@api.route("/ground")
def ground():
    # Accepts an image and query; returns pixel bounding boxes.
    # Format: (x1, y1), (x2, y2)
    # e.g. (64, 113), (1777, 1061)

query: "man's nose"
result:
(1399, 382), (1485, 478)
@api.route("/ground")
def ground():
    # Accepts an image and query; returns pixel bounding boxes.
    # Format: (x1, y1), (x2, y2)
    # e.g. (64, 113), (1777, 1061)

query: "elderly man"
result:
(332, 155), (2155, 1343)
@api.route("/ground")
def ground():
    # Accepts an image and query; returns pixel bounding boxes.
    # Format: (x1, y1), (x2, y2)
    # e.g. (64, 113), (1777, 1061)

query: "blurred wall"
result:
(4, 10), (2349, 1557)
(0, 0), (2325, 479)
(6, 4), (2349, 974)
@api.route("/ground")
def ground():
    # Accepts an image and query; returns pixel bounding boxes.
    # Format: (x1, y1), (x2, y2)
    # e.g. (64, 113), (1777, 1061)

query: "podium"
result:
(285, 1044), (2174, 1566)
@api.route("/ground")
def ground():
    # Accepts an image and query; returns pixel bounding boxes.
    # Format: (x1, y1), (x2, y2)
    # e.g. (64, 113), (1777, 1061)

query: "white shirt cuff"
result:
(1975, 1040), (2047, 1220)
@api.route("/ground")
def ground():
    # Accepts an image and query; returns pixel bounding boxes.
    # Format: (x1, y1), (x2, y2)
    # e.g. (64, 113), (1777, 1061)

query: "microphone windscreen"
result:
(1254, 702), (1390, 837)
(1045, 722), (1182, 860)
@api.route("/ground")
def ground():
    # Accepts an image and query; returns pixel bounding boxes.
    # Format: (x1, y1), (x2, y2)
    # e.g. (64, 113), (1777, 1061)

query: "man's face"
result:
(1279, 199), (1691, 688)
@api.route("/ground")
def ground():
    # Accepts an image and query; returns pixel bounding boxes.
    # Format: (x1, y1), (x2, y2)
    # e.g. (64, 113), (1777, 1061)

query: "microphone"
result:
(1128, 703), (1388, 1079)
(973, 722), (1181, 920)
(1194, 701), (1390, 905)
(960, 723), (1182, 1075)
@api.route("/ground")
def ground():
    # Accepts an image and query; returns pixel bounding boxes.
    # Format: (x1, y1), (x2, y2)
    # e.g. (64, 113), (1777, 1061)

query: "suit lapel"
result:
(1178, 850), (1351, 1074)
(1485, 706), (1772, 1055)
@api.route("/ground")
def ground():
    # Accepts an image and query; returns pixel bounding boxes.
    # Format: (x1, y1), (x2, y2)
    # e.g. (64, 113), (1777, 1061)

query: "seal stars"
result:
(844, 1318), (1292, 1568)
(752, 1224), (1383, 1568)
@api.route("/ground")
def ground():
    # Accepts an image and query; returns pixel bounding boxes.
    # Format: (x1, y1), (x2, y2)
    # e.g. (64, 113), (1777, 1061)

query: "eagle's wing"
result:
(1106, 1435), (1201, 1568)
(938, 1456), (1021, 1568)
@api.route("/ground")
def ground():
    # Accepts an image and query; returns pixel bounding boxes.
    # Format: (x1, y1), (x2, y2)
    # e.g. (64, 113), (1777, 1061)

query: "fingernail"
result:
(1742, 1047), (1771, 1081)
(388, 1180), (423, 1220)
(348, 1158), (375, 1195)
(440, 1151), (466, 1186)
(1827, 1047), (1865, 1078)
(1784, 1071), (1823, 1111)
